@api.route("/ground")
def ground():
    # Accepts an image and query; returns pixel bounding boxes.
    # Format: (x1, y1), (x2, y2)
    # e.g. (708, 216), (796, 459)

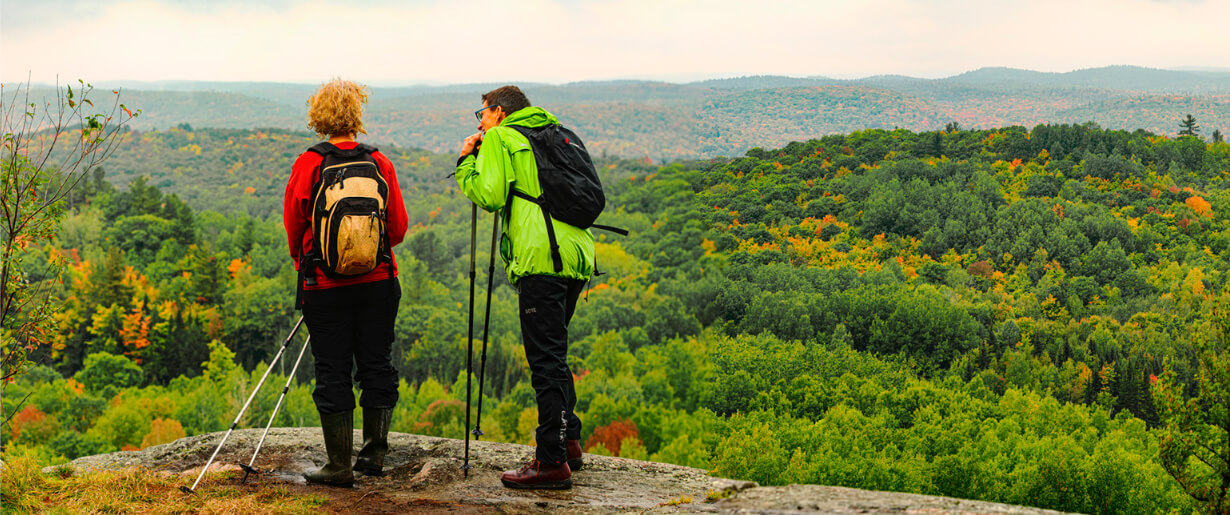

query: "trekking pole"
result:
(181, 316), (305, 494)
(240, 335), (311, 484)
(463, 203), (477, 477)
(473, 212), (500, 441)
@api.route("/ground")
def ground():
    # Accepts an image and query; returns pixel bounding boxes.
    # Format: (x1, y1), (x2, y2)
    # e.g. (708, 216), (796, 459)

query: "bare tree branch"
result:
(0, 76), (137, 420)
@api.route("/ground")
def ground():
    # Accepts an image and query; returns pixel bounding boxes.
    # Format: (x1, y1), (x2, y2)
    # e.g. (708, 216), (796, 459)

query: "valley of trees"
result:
(7, 121), (1230, 513)
(63, 66), (1230, 161)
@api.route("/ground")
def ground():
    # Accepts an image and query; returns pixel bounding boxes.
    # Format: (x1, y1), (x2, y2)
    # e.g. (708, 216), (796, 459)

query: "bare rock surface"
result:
(663, 485), (1073, 514)
(54, 428), (1074, 514)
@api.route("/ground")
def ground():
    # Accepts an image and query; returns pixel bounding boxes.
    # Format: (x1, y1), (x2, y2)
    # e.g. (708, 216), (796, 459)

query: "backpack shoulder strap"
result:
(509, 124), (539, 138)
(505, 187), (563, 273)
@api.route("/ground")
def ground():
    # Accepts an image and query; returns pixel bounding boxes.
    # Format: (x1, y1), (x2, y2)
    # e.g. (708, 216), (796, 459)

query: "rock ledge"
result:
(56, 428), (1070, 514)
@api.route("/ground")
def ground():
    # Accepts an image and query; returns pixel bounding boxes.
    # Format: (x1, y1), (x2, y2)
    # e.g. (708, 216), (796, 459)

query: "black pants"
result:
(519, 275), (586, 465)
(303, 278), (400, 414)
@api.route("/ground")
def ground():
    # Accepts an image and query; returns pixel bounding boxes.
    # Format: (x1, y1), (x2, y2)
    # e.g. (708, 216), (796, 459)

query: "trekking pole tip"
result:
(179, 486), (195, 495)
(239, 464), (259, 483)
(470, 427), (484, 437)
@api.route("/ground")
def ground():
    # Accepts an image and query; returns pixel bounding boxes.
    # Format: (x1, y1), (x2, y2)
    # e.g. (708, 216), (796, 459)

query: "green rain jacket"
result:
(455, 107), (595, 285)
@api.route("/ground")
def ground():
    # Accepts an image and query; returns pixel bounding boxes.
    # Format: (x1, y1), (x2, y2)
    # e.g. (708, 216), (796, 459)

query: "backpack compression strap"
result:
(590, 224), (629, 236)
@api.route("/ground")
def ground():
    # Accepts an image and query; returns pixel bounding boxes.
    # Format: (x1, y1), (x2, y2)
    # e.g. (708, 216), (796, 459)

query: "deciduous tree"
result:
(1153, 308), (1230, 513)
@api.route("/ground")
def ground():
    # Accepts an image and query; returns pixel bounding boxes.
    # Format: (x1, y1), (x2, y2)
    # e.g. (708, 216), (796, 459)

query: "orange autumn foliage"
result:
(141, 418), (187, 449)
(227, 258), (247, 278)
(66, 378), (85, 395)
(119, 307), (152, 356)
(1186, 195), (1212, 217)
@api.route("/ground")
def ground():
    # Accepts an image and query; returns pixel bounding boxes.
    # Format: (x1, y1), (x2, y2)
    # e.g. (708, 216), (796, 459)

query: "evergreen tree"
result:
(1179, 114), (1200, 137)
(1214, 129), (1225, 144)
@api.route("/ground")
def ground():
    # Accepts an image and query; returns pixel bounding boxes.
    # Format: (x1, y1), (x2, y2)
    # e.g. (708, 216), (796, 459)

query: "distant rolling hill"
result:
(117, 90), (303, 130)
(31, 66), (1227, 160)
(1052, 94), (1230, 136)
(949, 65), (1230, 93)
(694, 86), (945, 155)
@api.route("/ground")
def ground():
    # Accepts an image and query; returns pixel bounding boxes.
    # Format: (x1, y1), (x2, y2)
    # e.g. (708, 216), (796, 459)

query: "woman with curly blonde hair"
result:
(306, 79), (369, 138)
(284, 78), (408, 486)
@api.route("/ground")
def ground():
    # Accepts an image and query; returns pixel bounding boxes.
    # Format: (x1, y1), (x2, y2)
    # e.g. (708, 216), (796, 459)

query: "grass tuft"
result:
(0, 456), (49, 513)
(0, 459), (327, 514)
(663, 494), (693, 506)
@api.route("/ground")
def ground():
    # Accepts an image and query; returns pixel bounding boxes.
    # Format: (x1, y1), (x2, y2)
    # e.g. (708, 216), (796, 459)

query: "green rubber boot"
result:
(353, 407), (393, 476)
(303, 410), (354, 487)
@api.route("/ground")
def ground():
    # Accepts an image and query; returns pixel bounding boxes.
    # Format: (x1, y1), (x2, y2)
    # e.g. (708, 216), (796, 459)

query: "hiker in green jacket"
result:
(456, 85), (591, 490)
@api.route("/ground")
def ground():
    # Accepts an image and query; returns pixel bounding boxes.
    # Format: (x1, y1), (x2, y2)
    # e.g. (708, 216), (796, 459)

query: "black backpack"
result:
(509, 124), (627, 272)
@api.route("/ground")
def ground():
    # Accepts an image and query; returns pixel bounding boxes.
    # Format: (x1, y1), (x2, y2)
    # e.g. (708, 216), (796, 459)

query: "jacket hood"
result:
(501, 106), (558, 129)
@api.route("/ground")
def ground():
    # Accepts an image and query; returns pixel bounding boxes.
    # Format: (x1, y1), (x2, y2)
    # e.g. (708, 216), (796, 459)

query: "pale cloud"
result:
(2, 0), (1227, 85)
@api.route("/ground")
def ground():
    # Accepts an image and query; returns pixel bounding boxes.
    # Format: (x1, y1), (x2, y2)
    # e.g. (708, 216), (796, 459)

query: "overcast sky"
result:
(2, 0), (1228, 85)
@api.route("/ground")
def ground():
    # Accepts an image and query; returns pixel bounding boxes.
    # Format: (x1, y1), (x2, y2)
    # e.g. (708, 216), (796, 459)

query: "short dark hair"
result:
(482, 85), (531, 115)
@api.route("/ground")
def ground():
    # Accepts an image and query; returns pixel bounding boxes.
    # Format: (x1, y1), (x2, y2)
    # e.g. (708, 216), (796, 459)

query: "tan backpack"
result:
(306, 142), (390, 276)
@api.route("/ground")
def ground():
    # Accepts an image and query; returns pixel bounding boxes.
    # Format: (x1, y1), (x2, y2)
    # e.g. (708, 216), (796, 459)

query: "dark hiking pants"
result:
(303, 278), (401, 414)
(518, 274), (586, 466)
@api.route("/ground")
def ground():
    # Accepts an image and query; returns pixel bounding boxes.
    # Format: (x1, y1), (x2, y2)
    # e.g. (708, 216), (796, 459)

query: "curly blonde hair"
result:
(306, 79), (369, 138)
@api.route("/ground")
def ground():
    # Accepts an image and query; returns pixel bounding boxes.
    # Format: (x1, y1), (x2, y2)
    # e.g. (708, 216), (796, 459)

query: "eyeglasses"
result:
(474, 105), (498, 120)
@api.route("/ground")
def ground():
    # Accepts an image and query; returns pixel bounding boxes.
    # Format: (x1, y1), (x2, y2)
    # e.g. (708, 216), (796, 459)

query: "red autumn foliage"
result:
(585, 419), (639, 455)
(967, 260), (994, 279)
(10, 405), (46, 440)
(418, 398), (464, 429)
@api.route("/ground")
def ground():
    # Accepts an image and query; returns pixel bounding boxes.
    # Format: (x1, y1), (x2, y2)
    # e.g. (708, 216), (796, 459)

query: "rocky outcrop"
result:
(56, 429), (1072, 514)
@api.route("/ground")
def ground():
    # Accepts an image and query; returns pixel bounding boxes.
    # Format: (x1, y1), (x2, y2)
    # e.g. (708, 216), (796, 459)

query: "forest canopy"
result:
(6, 121), (1230, 514)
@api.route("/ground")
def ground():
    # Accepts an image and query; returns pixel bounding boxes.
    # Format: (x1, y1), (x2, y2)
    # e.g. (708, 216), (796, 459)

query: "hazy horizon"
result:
(7, 64), (1229, 91)
(3, 0), (1229, 85)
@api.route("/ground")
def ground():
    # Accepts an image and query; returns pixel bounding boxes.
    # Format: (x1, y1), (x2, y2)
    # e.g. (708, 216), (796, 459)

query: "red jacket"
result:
(283, 142), (408, 290)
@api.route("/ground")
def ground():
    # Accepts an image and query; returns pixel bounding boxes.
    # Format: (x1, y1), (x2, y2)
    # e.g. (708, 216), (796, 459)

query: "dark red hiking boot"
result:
(500, 460), (572, 490)
(566, 439), (584, 471)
